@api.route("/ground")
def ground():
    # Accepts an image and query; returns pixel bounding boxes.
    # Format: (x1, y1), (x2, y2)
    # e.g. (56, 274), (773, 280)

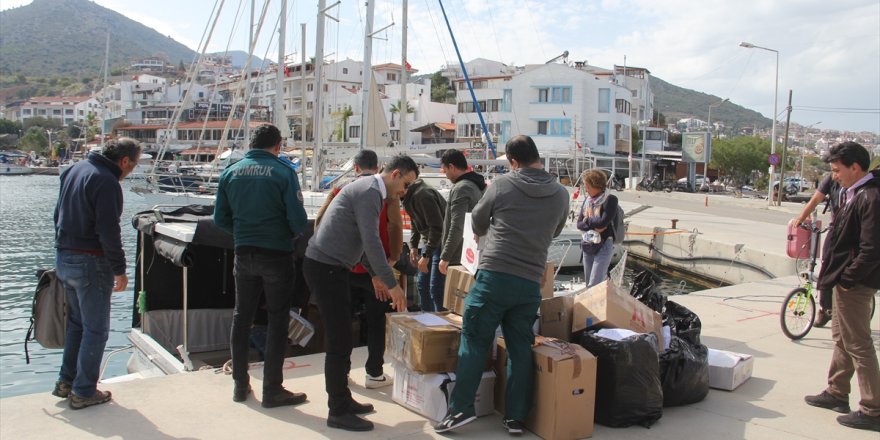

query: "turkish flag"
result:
(405, 61), (412, 70)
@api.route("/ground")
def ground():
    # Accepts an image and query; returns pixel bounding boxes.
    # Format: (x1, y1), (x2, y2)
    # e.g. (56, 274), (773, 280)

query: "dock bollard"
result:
(704, 196), (708, 207)
(671, 219), (679, 229)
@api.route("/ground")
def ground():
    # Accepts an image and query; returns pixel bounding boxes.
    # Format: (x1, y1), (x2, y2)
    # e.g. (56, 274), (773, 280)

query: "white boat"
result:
(0, 153), (34, 175)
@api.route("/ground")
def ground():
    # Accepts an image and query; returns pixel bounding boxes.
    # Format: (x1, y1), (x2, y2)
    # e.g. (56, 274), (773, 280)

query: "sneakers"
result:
(365, 373), (393, 389)
(434, 409), (477, 433)
(502, 418), (524, 435)
(814, 308), (832, 328)
(52, 381), (71, 398)
(232, 382), (251, 403)
(837, 411), (880, 432)
(261, 389), (308, 408)
(68, 390), (112, 410)
(327, 412), (374, 431)
(805, 390), (851, 413)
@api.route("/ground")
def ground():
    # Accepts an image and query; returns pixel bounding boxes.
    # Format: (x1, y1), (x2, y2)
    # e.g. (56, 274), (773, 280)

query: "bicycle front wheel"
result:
(781, 287), (816, 340)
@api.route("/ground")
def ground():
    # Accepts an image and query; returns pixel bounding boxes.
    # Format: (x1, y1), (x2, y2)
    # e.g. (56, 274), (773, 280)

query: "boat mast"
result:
(101, 31), (109, 150)
(300, 22), (307, 188)
(275, 0), (289, 141)
(399, 0), (408, 148)
(359, 0), (375, 151)
(243, 0), (255, 150)
(312, 0), (329, 190)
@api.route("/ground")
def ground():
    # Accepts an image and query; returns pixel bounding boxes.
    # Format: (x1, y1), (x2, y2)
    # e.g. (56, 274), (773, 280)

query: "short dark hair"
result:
(354, 149), (378, 170)
(250, 124), (282, 150)
(505, 135), (540, 166)
(385, 154), (419, 177)
(441, 149), (468, 170)
(824, 141), (869, 171)
(102, 137), (141, 162)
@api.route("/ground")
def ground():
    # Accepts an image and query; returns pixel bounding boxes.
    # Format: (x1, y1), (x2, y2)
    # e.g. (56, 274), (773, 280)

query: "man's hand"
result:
(113, 274), (128, 293)
(388, 285), (407, 312)
(372, 276), (391, 301)
(418, 256), (429, 273)
(409, 248), (420, 266)
(439, 260), (449, 275)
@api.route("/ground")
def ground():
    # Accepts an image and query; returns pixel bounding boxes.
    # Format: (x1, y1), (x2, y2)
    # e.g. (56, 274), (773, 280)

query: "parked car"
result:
(676, 174), (707, 191)
(772, 177), (810, 192)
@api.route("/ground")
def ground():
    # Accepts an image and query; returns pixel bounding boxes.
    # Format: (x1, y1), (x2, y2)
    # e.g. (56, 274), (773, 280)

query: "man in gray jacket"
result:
(434, 135), (569, 435)
(438, 149), (486, 275)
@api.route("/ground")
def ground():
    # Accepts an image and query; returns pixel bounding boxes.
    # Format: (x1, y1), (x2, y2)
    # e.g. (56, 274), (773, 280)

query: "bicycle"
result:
(780, 222), (876, 340)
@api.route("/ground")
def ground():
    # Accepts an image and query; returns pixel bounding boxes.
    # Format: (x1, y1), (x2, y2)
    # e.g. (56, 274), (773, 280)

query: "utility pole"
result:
(776, 90), (793, 206)
(399, 0), (408, 147)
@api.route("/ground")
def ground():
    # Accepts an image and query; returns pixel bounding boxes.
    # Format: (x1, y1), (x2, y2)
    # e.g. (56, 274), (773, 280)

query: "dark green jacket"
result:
(214, 149), (307, 252)
(402, 179), (447, 256)
(440, 172), (486, 264)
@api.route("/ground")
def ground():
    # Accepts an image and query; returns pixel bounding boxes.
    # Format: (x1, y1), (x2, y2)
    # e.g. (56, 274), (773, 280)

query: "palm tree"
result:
(389, 100), (415, 128)
(331, 105), (354, 141)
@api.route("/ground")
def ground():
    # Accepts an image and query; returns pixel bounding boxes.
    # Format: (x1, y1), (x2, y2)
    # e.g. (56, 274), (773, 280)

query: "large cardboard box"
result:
(495, 337), (597, 440)
(539, 294), (574, 341)
(540, 262), (556, 299)
(392, 362), (495, 422)
(460, 212), (483, 275)
(571, 280), (664, 348)
(708, 349), (754, 391)
(443, 265), (475, 316)
(387, 313), (461, 373)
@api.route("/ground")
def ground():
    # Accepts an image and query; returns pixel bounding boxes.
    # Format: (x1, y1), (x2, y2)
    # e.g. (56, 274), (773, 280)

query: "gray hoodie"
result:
(471, 167), (569, 283)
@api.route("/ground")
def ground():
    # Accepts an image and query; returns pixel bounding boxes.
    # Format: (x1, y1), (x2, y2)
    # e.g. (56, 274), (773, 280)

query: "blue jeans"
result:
(56, 250), (114, 398)
(231, 250), (294, 395)
(417, 247), (446, 312)
(583, 238), (614, 288)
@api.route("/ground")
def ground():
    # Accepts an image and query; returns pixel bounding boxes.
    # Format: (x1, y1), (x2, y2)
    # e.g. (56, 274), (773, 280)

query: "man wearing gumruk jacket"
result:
(435, 135), (569, 435)
(438, 149), (486, 275)
(53, 138), (141, 409)
(804, 142), (880, 433)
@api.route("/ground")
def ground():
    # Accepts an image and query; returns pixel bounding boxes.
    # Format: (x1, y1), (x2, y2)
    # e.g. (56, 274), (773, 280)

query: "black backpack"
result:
(25, 269), (67, 364)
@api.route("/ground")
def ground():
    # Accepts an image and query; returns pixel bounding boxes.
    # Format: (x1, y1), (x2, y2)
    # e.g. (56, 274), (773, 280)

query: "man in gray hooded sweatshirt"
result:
(434, 135), (569, 435)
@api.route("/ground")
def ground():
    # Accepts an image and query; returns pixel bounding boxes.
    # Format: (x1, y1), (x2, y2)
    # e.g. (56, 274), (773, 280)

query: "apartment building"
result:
(18, 96), (88, 127)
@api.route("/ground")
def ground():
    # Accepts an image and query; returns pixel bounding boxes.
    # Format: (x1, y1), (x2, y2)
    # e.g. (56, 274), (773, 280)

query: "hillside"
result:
(0, 0), (196, 78)
(652, 76), (772, 131)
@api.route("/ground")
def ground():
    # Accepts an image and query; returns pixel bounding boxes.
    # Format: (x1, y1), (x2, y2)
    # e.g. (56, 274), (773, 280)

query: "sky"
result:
(3, 0), (879, 133)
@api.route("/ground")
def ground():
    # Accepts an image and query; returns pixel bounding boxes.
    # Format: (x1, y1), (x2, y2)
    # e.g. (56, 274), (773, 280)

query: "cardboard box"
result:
(445, 262), (554, 316)
(443, 265), (475, 316)
(392, 362), (495, 422)
(571, 280), (664, 348)
(386, 312), (461, 373)
(495, 337), (597, 440)
(287, 310), (315, 347)
(707, 349), (754, 391)
(461, 212), (482, 275)
(539, 294), (574, 341)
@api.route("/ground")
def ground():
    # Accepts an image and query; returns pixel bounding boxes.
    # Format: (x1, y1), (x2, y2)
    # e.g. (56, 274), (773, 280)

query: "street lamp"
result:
(707, 98), (728, 138)
(740, 41), (779, 206)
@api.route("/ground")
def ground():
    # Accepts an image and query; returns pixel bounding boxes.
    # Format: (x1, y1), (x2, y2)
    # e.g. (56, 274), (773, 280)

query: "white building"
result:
(18, 96), (88, 127)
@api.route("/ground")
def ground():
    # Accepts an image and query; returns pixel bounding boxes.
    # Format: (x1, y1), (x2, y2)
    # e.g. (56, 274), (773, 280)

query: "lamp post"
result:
(740, 41), (779, 206)
(707, 98), (728, 138)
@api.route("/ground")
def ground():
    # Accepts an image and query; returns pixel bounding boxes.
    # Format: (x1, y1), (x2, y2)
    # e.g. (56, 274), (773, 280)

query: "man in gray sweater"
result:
(303, 155), (417, 432)
(438, 149), (486, 274)
(435, 135), (569, 435)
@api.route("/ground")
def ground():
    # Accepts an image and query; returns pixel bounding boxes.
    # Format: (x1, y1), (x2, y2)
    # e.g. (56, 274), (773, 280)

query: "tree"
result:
(331, 105), (353, 141)
(19, 126), (49, 154)
(389, 100), (415, 128)
(0, 119), (22, 134)
(430, 70), (454, 103)
(23, 116), (62, 131)
(708, 136), (772, 188)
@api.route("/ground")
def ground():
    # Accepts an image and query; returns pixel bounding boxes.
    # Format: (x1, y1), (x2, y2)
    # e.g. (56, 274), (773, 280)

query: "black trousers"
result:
(302, 256), (355, 416)
(349, 271), (392, 377)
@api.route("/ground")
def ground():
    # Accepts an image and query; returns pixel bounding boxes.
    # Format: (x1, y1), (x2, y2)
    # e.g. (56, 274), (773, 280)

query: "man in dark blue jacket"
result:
(215, 124), (309, 408)
(53, 138), (141, 409)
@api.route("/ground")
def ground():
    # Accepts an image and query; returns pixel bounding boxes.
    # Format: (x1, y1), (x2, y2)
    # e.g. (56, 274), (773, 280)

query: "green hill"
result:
(0, 0), (196, 78)
(652, 76), (772, 132)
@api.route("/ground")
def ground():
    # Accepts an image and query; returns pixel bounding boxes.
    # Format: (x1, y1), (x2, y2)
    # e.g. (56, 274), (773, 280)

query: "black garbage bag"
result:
(630, 270), (666, 314)
(659, 335), (709, 406)
(579, 331), (663, 428)
(664, 300), (702, 347)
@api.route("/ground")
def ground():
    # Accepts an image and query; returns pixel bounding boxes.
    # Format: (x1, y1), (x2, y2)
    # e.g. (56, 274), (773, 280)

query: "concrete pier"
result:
(2, 190), (876, 440)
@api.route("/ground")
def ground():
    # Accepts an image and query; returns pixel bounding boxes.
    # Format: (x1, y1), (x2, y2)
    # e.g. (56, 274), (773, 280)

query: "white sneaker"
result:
(365, 373), (393, 389)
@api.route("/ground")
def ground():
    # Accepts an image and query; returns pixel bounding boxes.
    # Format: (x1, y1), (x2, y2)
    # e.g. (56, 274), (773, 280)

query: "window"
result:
(536, 86), (572, 103)
(307, 84), (314, 92)
(349, 125), (360, 139)
(22, 109), (31, 115)
(65, 109), (73, 115)
(537, 120), (548, 135)
(615, 99), (630, 114)
(387, 73), (397, 82)
(343, 68), (349, 74)
(597, 121), (609, 146)
(502, 89), (512, 112)
(536, 119), (571, 136)
(53, 109), (62, 115)
(598, 88), (610, 113)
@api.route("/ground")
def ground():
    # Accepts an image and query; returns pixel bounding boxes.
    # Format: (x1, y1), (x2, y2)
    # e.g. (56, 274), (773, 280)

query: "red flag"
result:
(576, 141), (582, 150)
(405, 61), (412, 70)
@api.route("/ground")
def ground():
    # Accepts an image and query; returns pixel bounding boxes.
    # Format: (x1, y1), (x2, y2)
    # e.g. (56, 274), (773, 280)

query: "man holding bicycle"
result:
(804, 142), (880, 432)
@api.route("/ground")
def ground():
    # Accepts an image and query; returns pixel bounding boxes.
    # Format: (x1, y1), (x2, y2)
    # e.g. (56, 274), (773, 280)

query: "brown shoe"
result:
(805, 390), (850, 414)
(69, 390), (112, 410)
(52, 381), (71, 398)
(837, 411), (880, 432)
